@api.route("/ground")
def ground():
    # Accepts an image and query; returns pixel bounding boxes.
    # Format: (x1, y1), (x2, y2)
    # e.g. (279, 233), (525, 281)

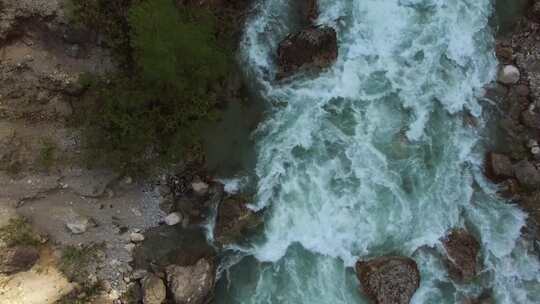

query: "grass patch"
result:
(58, 243), (102, 282)
(38, 139), (57, 170)
(0, 218), (40, 247)
(56, 243), (105, 303)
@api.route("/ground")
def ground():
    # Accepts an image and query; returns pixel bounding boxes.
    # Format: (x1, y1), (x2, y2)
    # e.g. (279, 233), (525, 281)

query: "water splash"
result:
(217, 0), (540, 303)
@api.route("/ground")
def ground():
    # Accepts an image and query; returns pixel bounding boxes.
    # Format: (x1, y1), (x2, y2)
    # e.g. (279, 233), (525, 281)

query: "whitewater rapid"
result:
(218, 0), (540, 303)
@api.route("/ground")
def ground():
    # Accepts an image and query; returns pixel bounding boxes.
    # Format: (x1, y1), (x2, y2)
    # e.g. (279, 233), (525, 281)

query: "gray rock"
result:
(164, 212), (183, 226)
(130, 232), (145, 243)
(513, 160), (540, 189)
(166, 258), (215, 304)
(66, 214), (96, 234)
(63, 168), (119, 197)
(191, 181), (209, 196)
(0, 246), (39, 274)
(141, 274), (166, 304)
(355, 256), (420, 304)
(497, 65), (520, 84)
(132, 269), (148, 280)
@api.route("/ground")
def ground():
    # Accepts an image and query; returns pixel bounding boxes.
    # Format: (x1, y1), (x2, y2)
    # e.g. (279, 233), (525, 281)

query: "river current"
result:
(215, 0), (540, 303)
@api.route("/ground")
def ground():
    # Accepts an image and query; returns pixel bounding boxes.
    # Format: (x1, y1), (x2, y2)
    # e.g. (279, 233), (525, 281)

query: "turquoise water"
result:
(215, 1), (540, 303)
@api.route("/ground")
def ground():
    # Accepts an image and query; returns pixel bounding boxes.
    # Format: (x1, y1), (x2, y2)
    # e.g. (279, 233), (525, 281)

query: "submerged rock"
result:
(141, 274), (166, 304)
(166, 258), (215, 304)
(442, 229), (480, 281)
(355, 256), (420, 304)
(298, 0), (319, 25)
(214, 195), (263, 245)
(277, 25), (338, 79)
(0, 245), (39, 274)
(485, 152), (513, 182)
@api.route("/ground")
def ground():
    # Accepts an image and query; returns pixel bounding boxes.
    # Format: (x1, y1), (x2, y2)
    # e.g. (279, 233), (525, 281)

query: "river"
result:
(214, 0), (540, 303)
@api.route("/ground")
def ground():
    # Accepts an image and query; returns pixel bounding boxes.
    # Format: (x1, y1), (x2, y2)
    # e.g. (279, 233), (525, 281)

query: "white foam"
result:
(228, 0), (540, 303)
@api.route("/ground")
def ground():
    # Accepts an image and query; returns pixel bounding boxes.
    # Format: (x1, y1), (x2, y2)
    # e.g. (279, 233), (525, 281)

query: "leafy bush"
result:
(0, 218), (40, 247)
(67, 0), (133, 65)
(76, 0), (230, 172)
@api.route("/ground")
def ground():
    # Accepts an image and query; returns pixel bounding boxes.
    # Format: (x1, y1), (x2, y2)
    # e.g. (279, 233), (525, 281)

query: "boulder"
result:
(214, 195), (263, 245)
(277, 26), (338, 79)
(141, 274), (166, 304)
(497, 65), (520, 85)
(442, 229), (480, 281)
(485, 152), (513, 182)
(355, 256), (420, 304)
(0, 245), (40, 274)
(166, 258), (215, 304)
(513, 160), (540, 189)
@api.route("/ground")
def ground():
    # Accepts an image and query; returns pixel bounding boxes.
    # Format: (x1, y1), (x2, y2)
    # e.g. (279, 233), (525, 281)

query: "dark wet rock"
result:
(297, 0), (319, 25)
(277, 26), (338, 79)
(513, 160), (540, 189)
(166, 258), (215, 304)
(442, 229), (480, 281)
(484, 83), (508, 102)
(516, 84), (530, 97)
(133, 226), (215, 271)
(175, 181), (225, 225)
(521, 109), (540, 130)
(461, 290), (495, 304)
(485, 152), (513, 182)
(495, 45), (513, 64)
(0, 245), (39, 274)
(214, 195), (263, 245)
(141, 274), (166, 304)
(355, 256), (420, 304)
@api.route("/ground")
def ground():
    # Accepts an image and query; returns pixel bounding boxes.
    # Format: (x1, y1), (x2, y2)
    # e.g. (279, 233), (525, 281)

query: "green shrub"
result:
(58, 244), (102, 282)
(67, 0), (133, 65)
(0, 218), (40, 247)
(78, 0), (230, 172)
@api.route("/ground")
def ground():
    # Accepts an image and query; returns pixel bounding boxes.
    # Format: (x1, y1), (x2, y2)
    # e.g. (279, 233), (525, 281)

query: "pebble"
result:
(130, 232), (145, 243)
(164, 212), (183, 226)
(191, 181), (209, 195)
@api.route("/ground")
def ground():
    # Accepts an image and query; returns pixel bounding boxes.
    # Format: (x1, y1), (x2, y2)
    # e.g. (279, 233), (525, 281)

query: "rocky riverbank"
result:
(486, 0), (540, 247)
(0, 0), (257, 303)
